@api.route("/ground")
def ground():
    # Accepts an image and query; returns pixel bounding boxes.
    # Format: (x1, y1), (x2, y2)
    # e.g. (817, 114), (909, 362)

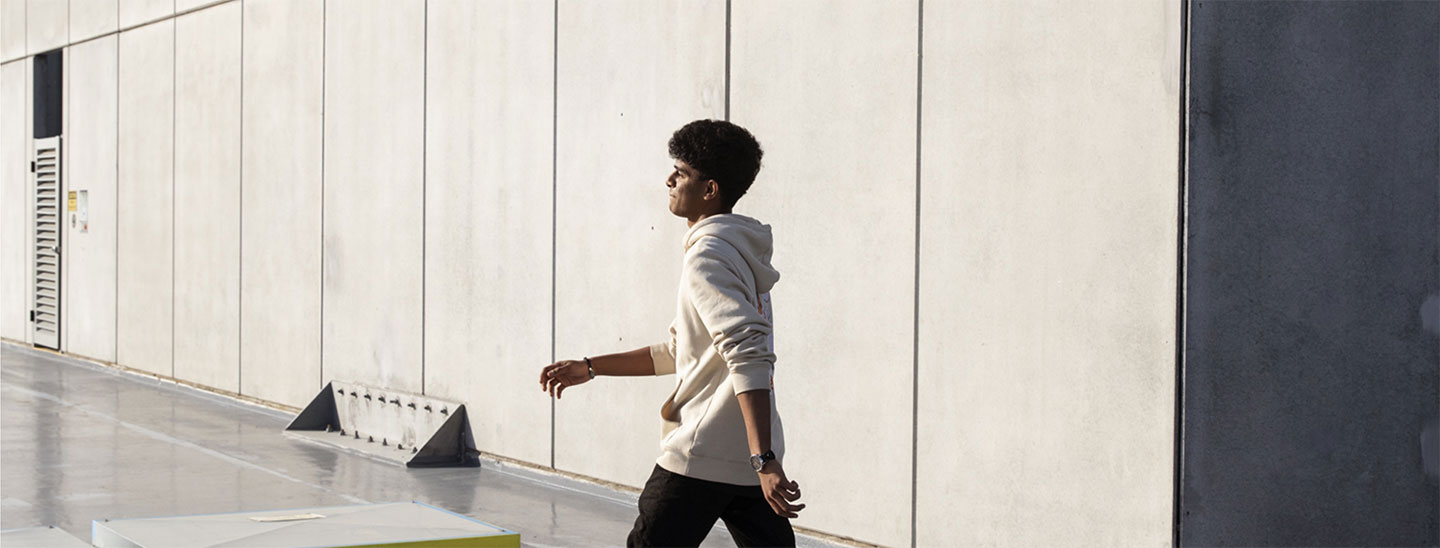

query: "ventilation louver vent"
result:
(32, 136), (61, 350)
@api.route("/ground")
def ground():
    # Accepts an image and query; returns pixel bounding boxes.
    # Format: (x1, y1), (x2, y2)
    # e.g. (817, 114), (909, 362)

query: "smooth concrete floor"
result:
(1, 344), (838, 547)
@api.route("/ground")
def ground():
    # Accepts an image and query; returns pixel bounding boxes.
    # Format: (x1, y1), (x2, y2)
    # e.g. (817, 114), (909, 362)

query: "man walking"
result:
(540, 119), (804, 547)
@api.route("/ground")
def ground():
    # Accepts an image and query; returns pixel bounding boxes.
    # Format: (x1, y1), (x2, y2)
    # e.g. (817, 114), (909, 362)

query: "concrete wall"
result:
(0, 59), (26, 342)
(175, 0), (213, 16)
(60, 34), (116, 363)
(1, 0), (24, 61)
(422, 0), (553, 466)
(115, 19), (171, 377)
(1182, 2), (1440, 546)
(552, 0), (725, 488)
(0, 2), (1192, 545)
(173, 2), (239, 393)
(728, 2), (917, 544)
(70, 0), (117, 44)
(320, 0), (425, 394)
(239, 0), (322, 410)
(915, 2), (1183, 545)
(119, 0), (170, 30)
(25, 0), (64, 55)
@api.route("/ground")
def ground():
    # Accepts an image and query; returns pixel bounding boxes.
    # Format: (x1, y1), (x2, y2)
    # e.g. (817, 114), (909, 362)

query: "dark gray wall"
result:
(33, 50), (61, 139)
(1183, 1), (1439, 546)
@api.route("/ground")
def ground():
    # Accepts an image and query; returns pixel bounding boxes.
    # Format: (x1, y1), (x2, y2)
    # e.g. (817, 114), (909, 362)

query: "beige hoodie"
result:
(648, 214), (784, 486)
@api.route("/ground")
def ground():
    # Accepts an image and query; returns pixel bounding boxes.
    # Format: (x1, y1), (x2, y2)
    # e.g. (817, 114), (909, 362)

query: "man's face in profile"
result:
(666, 159), (711, 219)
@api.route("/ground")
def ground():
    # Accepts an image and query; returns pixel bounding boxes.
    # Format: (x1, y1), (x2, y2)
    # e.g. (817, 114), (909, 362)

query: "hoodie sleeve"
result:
(649, 322), (677, 376)
(684, 239), (775, 394)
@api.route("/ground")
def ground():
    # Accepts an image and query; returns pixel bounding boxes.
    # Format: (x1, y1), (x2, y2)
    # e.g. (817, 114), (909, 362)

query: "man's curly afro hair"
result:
(668, 120), (764, 210)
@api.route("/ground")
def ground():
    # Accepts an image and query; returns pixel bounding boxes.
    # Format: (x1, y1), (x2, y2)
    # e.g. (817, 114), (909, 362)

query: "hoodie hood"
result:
(684, 214), (781, 294)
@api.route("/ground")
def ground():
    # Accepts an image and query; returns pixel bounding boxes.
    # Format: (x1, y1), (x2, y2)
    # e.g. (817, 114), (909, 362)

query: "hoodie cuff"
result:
(650, 342), (676, 376)
(729, 363), (771, 394)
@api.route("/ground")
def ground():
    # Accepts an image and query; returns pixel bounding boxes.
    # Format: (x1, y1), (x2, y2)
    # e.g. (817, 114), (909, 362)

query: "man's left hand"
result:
(758, 461), (805, 518)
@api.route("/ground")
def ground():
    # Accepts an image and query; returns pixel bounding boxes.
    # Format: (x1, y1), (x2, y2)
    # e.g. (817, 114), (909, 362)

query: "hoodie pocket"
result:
(682, 391), (752, 462)
(659, 388), (680, 438)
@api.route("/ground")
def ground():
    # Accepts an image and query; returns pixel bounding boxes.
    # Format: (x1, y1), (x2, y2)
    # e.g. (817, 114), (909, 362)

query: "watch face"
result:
(750, 455), (764, 472)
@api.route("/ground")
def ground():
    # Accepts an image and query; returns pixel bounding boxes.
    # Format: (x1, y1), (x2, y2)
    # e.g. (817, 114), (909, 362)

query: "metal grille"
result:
(33, 137), (60, 349)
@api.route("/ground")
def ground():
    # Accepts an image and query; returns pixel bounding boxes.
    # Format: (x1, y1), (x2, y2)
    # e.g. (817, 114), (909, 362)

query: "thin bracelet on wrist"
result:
(584, 357), (594, 379)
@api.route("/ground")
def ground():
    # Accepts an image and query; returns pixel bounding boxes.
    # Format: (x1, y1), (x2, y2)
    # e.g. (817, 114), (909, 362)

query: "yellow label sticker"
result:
(67, 191), (77, 211)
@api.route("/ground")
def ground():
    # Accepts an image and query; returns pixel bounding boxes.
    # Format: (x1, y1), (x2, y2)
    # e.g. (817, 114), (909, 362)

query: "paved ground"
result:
(1, 343), (839, 547)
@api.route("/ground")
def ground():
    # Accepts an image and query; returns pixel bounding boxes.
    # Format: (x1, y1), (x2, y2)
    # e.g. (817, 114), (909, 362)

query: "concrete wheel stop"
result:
(285, 381), (479, 467)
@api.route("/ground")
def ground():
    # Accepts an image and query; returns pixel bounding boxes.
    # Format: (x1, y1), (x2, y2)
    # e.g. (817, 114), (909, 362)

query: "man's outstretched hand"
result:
(758, 461), (805, 518)
(539, 360), (591, 399)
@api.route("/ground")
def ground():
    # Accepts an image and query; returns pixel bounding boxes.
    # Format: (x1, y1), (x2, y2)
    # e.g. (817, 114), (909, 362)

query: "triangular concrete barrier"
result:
(285, 381), (479, 467)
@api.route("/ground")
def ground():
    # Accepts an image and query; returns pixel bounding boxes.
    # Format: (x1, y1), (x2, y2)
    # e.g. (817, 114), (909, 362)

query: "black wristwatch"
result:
(749, 450), (776, 472)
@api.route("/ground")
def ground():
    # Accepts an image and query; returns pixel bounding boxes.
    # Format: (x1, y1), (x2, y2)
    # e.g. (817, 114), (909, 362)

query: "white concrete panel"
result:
(174, 0), (215, 16)
(321, 0), (423, 392)
(728, 2), (917, 545)
(119, 0), (170, 30)
(1, 0), (25, 61)
(916, 2), (1181, 546)
(553, 0), (725, 488)
(116, 20), (172, 376)
(70, 0), (118, 44)
(172, 2), (238, 392)
(422, 0), (552, 465)
(60, 35), (117, 362)
(0, 60), (26, 341)
(25, 0), (64, 55)
(240, 0), (322, 409)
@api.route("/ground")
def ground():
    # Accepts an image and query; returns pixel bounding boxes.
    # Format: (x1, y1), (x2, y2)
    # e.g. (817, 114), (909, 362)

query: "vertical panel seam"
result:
(115, 27), (118, 363)
(320, 0), (326, 391)
(237, 0), (244, 395)
(1172, 1), (1192, 546)
(170, 15), (175, 379)
(911, 1), (923, 547)
(27, 51), (31, 348)
(68, 0), (73, 353)
(27, 0), (30, 351)
(420, 0), (427, 395)
(549, 0), (558, 471)
(64, 40), (69, 351)
(724, 0), (730, 121)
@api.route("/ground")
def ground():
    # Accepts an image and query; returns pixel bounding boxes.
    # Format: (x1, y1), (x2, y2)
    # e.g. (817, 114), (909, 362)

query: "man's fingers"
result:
(780, 485), (801, 502)
(777, 496), (803, 514)
(539, 363), (559, 388)
(555, 383), (566, 399)
(765, 487), (803, 518)
(766, 497), (797, 519)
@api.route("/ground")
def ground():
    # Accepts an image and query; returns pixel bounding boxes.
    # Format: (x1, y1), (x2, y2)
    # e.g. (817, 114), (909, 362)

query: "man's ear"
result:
(704, 180), (722, 201)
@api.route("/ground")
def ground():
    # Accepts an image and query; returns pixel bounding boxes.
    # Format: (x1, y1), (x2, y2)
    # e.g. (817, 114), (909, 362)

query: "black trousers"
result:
(627, 465), (795, 548)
